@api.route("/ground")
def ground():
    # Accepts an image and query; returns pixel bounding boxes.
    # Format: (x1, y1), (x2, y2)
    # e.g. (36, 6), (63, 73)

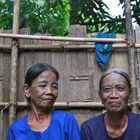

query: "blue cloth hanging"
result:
(95, 32), (116, 67)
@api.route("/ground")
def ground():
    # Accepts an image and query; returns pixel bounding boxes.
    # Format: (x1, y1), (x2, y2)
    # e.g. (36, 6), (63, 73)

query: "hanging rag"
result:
(95, 32), (116, 67)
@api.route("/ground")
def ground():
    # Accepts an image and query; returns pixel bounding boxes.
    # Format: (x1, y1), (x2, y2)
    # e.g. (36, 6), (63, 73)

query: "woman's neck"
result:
(27, 107), (52, 132)
(104, 111), (128, 138)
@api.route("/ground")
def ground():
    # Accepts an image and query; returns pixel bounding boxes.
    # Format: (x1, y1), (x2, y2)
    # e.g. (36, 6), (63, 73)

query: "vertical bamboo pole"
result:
(124, 0), (138, 112)
(0, 29), (3, 140)
(9, 0), (20, 124)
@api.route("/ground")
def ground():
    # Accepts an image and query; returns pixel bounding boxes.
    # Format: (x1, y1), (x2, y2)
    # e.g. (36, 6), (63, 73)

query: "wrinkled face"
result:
(24, 69), (58, 111)
(99, 72), (130, 113)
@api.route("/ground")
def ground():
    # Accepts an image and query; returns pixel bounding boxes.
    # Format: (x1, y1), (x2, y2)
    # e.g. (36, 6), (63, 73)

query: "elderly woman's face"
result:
(28, 69), (58, 110)
(99, 72), (130, 113)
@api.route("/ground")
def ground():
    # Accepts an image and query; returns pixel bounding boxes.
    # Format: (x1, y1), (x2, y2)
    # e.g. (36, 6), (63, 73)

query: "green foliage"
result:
(70, 0), (125, 33)
(0, 0), (137, 35)
(0, 0), (70, 35)
(71, 0), (111, 24)
(119, 0), (140, 25)
(0, 0), (13, 30)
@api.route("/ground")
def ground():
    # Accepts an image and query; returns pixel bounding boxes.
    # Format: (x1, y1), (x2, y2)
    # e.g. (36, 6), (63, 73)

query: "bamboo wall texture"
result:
(0, 25), (140, 139)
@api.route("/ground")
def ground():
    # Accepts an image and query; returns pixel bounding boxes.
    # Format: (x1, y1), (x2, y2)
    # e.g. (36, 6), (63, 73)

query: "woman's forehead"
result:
(102, 72), (128, 84)
(33, 70), (57, 83)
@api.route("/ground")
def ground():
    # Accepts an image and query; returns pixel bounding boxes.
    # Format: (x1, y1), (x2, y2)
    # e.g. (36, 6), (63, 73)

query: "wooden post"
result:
(9, 0), (20, 124)
(0, 29), (3, 140)
(124, 0), (138, 112)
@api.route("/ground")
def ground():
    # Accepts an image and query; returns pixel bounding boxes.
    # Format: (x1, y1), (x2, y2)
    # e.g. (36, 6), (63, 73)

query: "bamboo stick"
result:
(19, 44), (129, 49)
(0, 101), (103, 109)
(9, 0), (20, 125)
(1, 43), (137, 50)
(0, 101), (137, 109)
(125, 0), (139, 112)
(2, 43), (140, 50)
(0, 44), (127, 49)
(0, 33), (126, 42)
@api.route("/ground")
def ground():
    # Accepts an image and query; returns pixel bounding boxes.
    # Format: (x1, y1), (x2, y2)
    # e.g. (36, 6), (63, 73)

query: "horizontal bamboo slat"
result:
(1, 44), (140, 50)
(0, 101), (104, 109)
(0, 33), (126, 42)
(0, 101), (138, 109)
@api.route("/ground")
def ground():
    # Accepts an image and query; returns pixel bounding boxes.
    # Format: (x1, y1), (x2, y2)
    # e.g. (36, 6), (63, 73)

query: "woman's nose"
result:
(44, 86), (52, 93)
(110, 88), (118, 98)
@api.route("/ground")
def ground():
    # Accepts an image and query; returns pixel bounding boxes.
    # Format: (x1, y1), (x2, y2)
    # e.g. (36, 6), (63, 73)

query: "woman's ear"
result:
(23, 84), (31, 98)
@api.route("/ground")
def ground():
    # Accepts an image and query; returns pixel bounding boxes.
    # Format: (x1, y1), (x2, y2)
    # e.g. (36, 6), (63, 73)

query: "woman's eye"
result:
(38, 85), (46, 88)
(52, 85), (58, 89)
(103, 88), (111, 92)
(117, 87), (125, 91)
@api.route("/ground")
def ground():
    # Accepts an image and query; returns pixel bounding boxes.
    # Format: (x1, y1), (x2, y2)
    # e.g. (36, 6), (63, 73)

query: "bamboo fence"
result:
(0, 1), (139, 137)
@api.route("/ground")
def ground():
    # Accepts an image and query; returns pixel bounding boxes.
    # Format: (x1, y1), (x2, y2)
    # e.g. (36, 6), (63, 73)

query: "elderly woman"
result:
(81, 68), (140, 140)
(6, 63), (81, 140)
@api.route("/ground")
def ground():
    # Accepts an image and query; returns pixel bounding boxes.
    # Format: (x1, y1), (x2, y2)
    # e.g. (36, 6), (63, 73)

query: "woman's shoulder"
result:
(52, 110), (75, 119)
(81, 113), (104, 127)
(10, 115), (28, 129)
(128, 112), (140, 120)
(52, 110), (78, 124)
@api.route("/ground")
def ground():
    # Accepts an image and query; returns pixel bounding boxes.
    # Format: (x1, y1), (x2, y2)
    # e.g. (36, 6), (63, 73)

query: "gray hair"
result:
(99, 68), (131, 93)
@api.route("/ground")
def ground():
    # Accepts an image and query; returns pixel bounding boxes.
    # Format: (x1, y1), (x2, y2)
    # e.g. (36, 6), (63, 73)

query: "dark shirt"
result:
(81, 112), (140, 140)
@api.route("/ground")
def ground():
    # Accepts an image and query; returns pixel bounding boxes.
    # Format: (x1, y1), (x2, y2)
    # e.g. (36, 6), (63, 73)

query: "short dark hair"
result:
(99, 68), (131, 93)
(25, 63), (59, 87)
